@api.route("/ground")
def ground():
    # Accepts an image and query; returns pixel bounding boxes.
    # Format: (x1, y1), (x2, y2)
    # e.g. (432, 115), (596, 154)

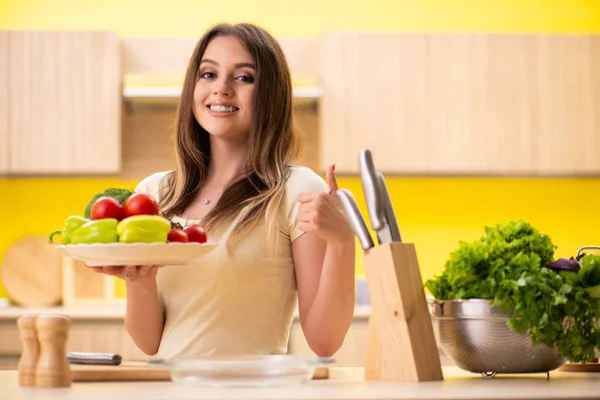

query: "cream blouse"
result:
(134, 166), (328, 359)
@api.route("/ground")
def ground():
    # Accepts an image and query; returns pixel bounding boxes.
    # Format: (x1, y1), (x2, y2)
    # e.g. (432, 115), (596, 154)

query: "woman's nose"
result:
(213, 78), (232, 97)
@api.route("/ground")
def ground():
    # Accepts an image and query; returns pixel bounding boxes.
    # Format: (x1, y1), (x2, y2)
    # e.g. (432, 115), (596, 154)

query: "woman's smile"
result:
(206, 102), (240, 117)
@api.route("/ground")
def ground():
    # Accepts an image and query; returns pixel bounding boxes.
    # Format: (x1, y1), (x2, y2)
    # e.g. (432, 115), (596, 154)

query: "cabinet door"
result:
(8, 31), (121, 175)
(319, 33), (600, 175)
(0, 32), (8, 176)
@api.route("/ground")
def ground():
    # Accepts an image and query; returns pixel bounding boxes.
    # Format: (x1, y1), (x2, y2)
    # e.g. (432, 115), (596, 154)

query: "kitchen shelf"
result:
(122, 86), (322, 102)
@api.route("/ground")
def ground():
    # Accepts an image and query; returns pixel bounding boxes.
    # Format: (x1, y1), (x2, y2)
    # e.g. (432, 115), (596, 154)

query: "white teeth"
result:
(209, 105), (237, 113)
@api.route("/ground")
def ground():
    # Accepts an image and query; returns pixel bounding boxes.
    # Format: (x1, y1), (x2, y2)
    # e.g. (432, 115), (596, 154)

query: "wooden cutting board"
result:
(70, 362), (330, 382)
(1, 236), (63, 306)
(71, 363), (171, 382)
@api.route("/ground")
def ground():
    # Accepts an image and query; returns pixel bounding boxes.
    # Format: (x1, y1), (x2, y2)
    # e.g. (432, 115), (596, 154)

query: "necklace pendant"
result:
(203, 199), (210, 205)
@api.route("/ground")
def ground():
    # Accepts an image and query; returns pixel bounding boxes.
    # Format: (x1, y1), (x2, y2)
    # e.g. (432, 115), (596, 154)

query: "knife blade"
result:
(336, 189), (375, 250)
(67, 352), (122, 366)
(360, 149), (396, 244)
(377, 171), (402, 242)
(359, 149), (385, 232)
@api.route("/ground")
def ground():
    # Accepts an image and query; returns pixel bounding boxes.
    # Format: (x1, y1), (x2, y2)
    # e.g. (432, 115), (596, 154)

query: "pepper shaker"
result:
(35, 314), (72, 388)
(17, 314), (39, 387)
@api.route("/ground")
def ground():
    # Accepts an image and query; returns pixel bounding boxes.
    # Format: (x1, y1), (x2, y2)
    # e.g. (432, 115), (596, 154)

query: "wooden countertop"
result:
(3, 366), (600, 399)
(0, 304), (373, 321)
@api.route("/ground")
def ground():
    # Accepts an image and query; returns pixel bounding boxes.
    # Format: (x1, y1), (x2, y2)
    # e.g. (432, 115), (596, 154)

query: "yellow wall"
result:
(1, 177), (599, 299)
(1, 0), (599, 299)
(1, 0), (598, 35)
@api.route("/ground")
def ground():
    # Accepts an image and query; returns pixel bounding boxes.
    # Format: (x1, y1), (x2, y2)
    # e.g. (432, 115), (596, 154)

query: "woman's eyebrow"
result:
(200, 58), (256, 70)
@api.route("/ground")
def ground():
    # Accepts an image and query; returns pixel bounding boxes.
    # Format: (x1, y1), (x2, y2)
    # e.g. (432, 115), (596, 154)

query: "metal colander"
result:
(430, 299), (565, 377)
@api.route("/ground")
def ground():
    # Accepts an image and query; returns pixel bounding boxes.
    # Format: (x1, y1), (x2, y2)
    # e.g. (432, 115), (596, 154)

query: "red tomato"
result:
(124, 193), (160, 217)
(168, 228), (189, 243)
(91, 197), (125, 221)
(184, 224), (207, 243)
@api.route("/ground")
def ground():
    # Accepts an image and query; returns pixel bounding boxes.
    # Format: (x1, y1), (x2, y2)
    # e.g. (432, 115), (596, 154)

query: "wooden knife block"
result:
(363, 242), (443, 382)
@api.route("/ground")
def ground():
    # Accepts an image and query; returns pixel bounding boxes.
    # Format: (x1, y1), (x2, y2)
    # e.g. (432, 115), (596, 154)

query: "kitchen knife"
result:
(359, 149), (385, 231)
(67, 352), (122, 366)
(359, 149), (394, 244)
(336, 189), (375, 250)
(377, 171), (402, 242)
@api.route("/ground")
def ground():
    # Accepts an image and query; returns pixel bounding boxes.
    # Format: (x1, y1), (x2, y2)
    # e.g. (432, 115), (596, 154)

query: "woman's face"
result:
(193, 35), (256, 143)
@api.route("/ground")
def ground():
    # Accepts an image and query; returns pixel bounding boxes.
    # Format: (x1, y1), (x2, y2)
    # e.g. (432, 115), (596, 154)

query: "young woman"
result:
(94, 23), (356, 360)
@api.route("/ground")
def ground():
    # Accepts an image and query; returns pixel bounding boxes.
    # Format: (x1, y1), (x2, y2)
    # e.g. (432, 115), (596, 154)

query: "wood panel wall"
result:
(4, 32), (596, 177)
(6, 31), (121, 174)
(319, 33), (600, 175)
(121, 37), (320, 86)
(120, 103), (320, 180)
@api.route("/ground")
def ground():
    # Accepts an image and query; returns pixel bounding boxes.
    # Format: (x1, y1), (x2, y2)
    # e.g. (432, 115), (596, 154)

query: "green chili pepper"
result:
(48, 215), (89, 245)
(70, 218), (119, 244)
(117, 215), (171, 244)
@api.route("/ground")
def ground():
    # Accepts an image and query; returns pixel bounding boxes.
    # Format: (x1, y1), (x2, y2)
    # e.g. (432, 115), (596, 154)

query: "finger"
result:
(297, 192), (314, 204)
(298, 202), (314, 214)
(150, 265), (164, 275)
(139, 265), (161, 277)
(326, 164), (338, 194)
(139, 265), (153, 274)
(124, 265), (138, 280)
(298, 221), (312, 233)
(102, 266), (124, 276)
(297, 209), (312, 223)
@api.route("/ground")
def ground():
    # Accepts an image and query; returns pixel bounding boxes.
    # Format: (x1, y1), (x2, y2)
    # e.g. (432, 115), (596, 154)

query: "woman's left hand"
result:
(297, 164), (354, 246)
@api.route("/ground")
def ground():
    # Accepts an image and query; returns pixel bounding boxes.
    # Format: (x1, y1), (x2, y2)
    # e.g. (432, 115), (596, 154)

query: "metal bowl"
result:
(430, 299), (565, 377)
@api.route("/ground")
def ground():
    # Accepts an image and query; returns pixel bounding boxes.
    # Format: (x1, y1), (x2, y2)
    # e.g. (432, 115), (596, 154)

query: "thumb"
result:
(326, 164), (338, 194)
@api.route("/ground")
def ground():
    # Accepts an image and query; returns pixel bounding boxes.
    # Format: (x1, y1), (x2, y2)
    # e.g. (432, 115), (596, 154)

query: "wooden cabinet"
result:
(0, 32), (8, 176)
(319, 33), (600, 176)
(120, 103), (320, 180)
(4, 31), (121, 175)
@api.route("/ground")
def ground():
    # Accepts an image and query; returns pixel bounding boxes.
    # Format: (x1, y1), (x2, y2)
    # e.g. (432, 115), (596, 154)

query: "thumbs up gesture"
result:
(297, 164), (354, 246)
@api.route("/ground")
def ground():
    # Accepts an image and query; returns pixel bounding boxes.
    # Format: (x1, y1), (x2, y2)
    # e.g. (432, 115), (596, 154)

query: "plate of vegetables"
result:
(49, 188), (215, 267)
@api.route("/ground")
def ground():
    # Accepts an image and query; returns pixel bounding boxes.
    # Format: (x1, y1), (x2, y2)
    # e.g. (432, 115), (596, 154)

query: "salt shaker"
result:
(35, 314), (72, 387)
(17, 314), (39, 387)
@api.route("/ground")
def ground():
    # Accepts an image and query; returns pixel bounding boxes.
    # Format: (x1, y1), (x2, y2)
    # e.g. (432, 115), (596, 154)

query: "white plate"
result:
(56, 242), (217, 267)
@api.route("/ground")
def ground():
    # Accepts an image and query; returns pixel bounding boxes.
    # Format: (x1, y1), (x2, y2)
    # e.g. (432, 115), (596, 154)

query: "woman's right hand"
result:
(89, 265), (163, 283)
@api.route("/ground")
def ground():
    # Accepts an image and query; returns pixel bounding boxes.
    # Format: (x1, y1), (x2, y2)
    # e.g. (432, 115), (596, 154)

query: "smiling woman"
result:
(90, 22), (357, 360)
(192, 36), (256, 142)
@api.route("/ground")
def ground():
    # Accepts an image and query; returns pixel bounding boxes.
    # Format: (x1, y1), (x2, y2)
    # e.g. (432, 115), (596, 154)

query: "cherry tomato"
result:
(91, 197), (125, 221)
(168, 228), (189, 243)
(184, 224), (207, 243)
(124, 193), (160, 217)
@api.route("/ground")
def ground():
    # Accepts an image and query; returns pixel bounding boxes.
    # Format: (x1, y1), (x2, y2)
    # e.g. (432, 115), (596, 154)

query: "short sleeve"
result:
(134, 170), (172, 204)
(285, 166), (329, 242)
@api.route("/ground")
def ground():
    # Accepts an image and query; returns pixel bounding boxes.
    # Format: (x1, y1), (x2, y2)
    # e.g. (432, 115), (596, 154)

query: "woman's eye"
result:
(200, 72), (215, 79)
(237, 75), (255, 83)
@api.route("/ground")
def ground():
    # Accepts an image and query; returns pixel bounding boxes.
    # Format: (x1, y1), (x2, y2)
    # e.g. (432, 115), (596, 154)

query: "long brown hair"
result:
(160, 23), (300, 248)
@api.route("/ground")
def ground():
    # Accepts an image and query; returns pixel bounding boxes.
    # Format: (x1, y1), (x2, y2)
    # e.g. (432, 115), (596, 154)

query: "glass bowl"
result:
(162, 354), (330, 388)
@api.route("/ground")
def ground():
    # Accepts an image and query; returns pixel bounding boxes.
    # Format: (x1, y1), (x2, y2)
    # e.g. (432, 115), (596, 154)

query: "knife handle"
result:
(377, 172), (402, 242)
(67, 352), (122, 366)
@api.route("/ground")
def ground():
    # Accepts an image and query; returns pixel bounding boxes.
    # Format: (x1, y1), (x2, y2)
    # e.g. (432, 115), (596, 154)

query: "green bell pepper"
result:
(48, 215), (89, 244)
(70, 218), (119, 244)
(117, 215), (171, 244)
